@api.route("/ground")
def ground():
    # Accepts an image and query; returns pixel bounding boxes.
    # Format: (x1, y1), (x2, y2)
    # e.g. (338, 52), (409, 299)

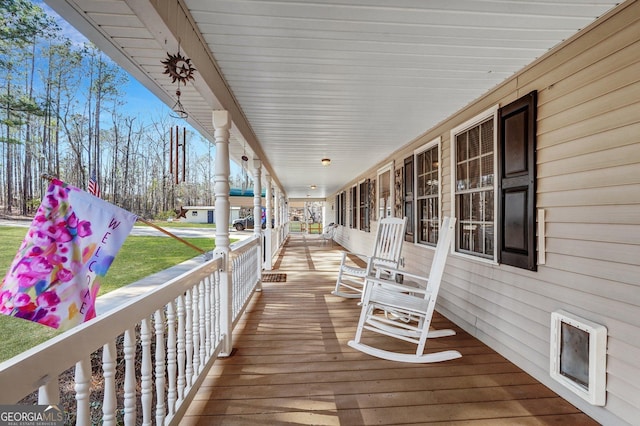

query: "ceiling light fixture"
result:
(310, 185), (317, 190)
(321, 158), (331, 166)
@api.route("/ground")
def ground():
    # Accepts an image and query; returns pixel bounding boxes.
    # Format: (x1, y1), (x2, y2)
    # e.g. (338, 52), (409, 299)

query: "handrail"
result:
(230, 233), (260, 253)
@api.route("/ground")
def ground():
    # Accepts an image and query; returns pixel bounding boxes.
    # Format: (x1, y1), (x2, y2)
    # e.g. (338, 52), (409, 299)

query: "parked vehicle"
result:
(232, 215), (266, 231)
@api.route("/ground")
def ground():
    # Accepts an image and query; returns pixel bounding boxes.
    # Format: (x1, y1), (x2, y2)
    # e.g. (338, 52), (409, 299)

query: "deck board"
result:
(183, 234), (598, 425)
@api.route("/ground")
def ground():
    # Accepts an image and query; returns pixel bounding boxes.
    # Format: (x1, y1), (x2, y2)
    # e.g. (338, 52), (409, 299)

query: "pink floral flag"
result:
(0, 179), (137, 330)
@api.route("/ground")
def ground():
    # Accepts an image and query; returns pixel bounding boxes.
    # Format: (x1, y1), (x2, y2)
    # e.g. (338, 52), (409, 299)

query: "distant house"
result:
(181, 188), (266, 224)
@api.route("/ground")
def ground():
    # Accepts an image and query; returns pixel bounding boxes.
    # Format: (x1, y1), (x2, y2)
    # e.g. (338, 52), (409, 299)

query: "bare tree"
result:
(1, 2), (217, 219)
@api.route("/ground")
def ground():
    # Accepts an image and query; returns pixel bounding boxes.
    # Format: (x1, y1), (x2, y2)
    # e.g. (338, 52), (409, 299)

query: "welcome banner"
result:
(0, 179), (137, 330)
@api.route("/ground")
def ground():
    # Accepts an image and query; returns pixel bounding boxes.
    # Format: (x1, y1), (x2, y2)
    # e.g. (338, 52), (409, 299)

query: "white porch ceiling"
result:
(45, 0), (620, 199)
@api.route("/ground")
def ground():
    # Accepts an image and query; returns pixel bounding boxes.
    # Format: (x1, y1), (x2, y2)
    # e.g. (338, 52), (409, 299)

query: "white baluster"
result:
(215, 270), (221, 343)
(74, 357), (91, 426)
(253, 246), (260, 286)
(204, 276), (212, 357)
(140, 318), (152, 426)
(166, 302), (177, 416)
(184, 290), (193, 388)
(210, 273), (216, 344)
(176, 295), (186, 401)
(192, 285), (201, 379)
(232, 256), (239, 318)
(123, 327), (137, 426)
(154, 310), (167, 425)
(102, 340), (117, 425)
(235, 254), (241, 313)
(38, 376), (60, 405)
(199, 281), (206, 368)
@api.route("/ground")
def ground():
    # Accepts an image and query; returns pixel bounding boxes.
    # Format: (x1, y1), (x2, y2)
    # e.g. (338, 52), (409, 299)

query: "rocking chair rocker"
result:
(348, 217), (461, 363)
(332, 216), (407, 298)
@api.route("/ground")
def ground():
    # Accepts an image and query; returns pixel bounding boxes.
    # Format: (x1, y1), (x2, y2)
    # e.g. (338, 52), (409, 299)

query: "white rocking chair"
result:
(319, 223), (338, 245)
(332, 216), (407, 298)
(348, 217), (461, 363)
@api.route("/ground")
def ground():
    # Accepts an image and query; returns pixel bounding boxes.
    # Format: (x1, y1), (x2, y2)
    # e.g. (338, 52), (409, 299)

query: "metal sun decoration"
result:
(162, 50), (196, 119)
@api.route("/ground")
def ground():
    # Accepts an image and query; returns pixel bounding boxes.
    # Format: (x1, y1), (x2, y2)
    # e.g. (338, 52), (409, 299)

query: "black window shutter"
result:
(497, 91), (537, 270)
(403, 155), (414, 242)
(340, 191), (346, 225)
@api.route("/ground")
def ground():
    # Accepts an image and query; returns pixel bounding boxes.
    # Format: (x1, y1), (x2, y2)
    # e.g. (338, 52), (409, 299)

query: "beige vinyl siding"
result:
(451, 4), (640, 422)
(332, 173), (379, 256)
(331, 2), (640, 424)
(538, 122), (640, 168)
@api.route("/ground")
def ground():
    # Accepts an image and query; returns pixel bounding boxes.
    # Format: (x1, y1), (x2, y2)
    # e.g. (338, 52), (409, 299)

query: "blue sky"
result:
(38, 2), (167, 115)
(36, 1), (243, 175)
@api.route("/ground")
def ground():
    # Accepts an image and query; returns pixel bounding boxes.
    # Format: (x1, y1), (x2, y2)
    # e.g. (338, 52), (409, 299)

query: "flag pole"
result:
(41, 174), (206, 255)
(135, 217), (205, 254)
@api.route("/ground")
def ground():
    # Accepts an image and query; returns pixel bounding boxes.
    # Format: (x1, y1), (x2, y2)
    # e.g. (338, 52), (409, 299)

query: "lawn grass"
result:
(98, 235), (216, 294)
(0, 226), (230, 362)
(0, 227), (26, 268)
(136, 220), (220, 229)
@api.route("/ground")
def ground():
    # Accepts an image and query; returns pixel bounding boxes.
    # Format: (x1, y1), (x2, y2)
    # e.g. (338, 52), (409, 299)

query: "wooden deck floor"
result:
(182, 234), (598, 425)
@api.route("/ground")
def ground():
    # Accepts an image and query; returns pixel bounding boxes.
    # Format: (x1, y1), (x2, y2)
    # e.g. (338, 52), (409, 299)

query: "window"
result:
(452, 109), (497, 260)
(450, 93), (536, 267)
(359, 179), (370, 232)
(349, 185), (357, 228)
(415, 138), (440, 246)
(377, 162), (393, 220)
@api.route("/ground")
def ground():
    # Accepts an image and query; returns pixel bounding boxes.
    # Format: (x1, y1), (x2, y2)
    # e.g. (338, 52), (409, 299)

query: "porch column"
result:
(252, 159), (262, 237)
(264, 174), (273, 270)
(283, 196), (289, 236)
(283, 194), (288, 225)
(272, 186), (278, 227)
(252, 159), (263, 289)
(274, 187), (281, 246)
(271, 188), (278, 248)
(266, 174), (273, 229)
(274, 187), (281, 227)
(212, 110), (233, 357)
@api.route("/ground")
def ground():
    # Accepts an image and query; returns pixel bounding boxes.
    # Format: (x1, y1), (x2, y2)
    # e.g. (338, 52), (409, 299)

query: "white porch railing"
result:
(261, 223), (289, 270)
(230, 235), (262, 322)
(0, 235), (263, 426)
(273, 223), (289, 259)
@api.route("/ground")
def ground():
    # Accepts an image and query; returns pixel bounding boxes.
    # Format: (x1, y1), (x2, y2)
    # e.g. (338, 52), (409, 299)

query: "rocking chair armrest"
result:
(370, 267), (430, 284)
(339, 250), (370, 262)
(365, 275), (430, 296)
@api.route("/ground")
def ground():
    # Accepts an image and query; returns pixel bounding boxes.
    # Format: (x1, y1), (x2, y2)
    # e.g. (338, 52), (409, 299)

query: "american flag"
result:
(88, 171), (101, 198)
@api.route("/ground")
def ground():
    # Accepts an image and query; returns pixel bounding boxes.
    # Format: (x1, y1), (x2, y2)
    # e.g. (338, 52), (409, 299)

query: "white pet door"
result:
(550, 310), (606, 406)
